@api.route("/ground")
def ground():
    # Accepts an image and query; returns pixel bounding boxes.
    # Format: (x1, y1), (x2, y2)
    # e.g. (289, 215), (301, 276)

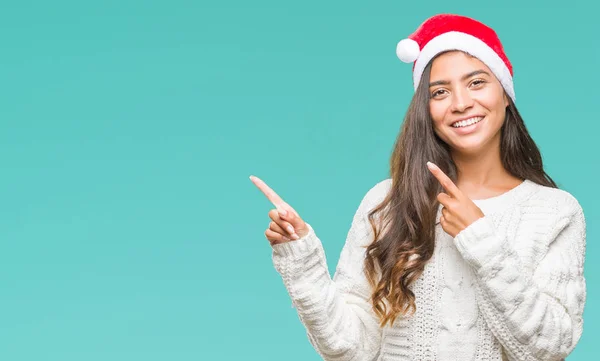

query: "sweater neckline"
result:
(471, 178), (535, 206)
(436, 179), (537, 224)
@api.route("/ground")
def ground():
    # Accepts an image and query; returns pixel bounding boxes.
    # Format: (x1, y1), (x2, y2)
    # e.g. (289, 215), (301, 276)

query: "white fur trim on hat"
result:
(396, 38), (420, 63)
(413, 31), (515, 102)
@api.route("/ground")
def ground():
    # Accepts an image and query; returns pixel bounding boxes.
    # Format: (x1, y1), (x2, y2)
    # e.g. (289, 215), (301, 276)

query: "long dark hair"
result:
(363, 51), (557, 327)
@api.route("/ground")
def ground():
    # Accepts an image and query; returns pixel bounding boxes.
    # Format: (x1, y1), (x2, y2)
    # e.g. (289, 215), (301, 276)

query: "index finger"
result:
(249, 175), (287, 209)
(426, 162), (462, 198)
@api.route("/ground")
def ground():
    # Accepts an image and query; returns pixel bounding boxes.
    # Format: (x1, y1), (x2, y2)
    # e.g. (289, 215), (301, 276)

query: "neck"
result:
(450, 137), (516, 189)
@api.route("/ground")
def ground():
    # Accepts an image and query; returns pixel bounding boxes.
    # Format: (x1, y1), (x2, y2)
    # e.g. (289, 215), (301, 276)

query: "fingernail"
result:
(279, 209), (287, 217)
(286, 225), (295, 234)
(282, 236), (291, 241)
(291, 233), (300, 240)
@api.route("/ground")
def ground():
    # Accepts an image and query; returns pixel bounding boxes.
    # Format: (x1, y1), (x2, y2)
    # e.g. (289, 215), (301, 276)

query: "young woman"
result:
(250, 14), (586, 361)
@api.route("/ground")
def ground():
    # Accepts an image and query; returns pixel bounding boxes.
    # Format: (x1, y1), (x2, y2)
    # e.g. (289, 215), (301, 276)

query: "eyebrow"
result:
(429, 70), (490, 87)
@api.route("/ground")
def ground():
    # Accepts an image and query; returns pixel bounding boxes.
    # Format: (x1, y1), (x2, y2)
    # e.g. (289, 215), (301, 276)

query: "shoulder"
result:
(362, 178), (393, 206)
(524, 181), (585, 220)
(349, 178), (393, 217)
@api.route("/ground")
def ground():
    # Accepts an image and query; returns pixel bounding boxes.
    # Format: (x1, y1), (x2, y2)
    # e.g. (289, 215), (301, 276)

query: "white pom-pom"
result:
(396, 38), (420, 63)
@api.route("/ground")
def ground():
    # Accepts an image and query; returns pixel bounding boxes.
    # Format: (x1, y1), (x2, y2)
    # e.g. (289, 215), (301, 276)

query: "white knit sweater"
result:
(271, 178), (586, 361)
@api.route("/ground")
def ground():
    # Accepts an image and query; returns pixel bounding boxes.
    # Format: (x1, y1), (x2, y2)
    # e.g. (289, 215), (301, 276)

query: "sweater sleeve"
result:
(453, 199), (586, 361)
(270, 188), (384, 361)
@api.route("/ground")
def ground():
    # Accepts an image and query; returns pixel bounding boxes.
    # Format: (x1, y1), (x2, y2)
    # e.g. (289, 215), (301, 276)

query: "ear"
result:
(503, 93), (509, 108)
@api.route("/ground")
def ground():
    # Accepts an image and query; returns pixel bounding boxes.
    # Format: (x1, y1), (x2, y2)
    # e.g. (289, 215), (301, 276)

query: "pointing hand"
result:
(250, 175), (310, 246)
(426, 162), (485, 238)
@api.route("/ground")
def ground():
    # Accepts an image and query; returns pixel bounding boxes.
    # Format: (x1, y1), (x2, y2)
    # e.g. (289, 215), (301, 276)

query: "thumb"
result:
(278, 208), (309, 237)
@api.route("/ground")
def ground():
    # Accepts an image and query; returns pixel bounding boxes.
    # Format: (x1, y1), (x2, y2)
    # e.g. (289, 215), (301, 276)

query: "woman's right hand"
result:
(250, 175), (310, 246)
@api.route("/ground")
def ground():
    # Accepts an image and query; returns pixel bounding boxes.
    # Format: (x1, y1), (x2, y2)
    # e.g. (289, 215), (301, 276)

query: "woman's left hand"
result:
(426, 161), (485, 238)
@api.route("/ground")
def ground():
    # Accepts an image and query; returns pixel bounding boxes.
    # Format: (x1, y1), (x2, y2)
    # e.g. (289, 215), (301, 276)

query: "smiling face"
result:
(428, 51), (509, 155)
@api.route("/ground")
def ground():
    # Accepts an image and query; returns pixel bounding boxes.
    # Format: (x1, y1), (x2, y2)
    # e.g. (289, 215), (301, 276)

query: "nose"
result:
(450, 87), (474, 113)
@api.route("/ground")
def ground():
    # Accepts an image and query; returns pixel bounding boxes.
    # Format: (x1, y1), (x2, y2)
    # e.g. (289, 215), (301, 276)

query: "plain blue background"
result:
(0, 0), (597, 360)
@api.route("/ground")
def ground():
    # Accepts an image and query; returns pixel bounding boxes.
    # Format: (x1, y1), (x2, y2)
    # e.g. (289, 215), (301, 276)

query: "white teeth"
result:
(452, 116), (483, 128)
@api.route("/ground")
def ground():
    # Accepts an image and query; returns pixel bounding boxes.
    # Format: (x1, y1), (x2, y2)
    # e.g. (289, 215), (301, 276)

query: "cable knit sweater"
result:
(271, 178), (587, 361)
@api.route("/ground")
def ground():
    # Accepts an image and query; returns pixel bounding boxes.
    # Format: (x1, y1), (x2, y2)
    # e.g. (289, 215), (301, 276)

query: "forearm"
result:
(454, 215), (586, 361)
(272, 225), (381, 361)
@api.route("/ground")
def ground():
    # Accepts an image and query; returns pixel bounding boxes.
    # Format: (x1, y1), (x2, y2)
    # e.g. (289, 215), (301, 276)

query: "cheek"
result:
(476, 90), (506, 129)
(429, 101), (446, 128)
(478, 86), (506, 113)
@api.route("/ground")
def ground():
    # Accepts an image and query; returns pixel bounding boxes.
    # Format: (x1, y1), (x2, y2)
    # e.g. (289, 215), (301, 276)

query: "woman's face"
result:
(428, 51), (509, 155)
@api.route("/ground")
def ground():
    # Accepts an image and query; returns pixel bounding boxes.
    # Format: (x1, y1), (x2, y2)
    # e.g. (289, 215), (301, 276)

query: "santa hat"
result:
(396, 14), (515, 102)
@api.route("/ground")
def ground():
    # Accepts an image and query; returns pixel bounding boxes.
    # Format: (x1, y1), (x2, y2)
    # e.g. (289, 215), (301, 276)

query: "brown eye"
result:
(470, 79), (486, 88)
(431, 89), (447, 98)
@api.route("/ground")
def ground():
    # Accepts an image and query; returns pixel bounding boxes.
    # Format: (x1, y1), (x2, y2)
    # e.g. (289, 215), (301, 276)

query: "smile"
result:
(451, 116), (484, 128)
(450, 116), (485, 135)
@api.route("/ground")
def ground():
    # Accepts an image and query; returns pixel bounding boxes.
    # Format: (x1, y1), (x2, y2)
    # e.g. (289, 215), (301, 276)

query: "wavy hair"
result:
(363, 51), (557, 327)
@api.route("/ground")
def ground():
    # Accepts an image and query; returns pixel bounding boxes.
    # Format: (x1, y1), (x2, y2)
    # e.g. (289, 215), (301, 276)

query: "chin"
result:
(448, 136), (495, 155)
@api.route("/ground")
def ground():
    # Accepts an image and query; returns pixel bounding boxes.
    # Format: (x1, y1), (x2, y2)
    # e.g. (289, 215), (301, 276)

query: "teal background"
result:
(0, 0), (597, 360)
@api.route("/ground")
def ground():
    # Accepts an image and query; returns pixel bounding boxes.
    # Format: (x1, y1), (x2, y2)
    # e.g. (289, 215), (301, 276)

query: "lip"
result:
(450, 116), (485, 135)
(449, 115), (486, 126)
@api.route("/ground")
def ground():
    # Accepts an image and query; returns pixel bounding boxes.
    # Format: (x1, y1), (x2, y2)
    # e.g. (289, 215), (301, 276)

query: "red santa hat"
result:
(396, 14), (515, 102)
